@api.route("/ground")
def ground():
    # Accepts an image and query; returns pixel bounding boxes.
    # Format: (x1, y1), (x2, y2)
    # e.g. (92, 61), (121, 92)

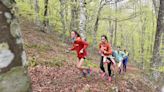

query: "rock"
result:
(0, 49), (14, 69)
(0, 67), (31, 92)
(82, 84), (90, 92)
(161, 86), (164, 92)
(111, 86), (119, 92)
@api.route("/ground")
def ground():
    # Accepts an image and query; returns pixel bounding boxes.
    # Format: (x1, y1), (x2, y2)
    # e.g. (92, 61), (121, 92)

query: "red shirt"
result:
(99, 42), (112, 56)
(71, 37), (88, 59)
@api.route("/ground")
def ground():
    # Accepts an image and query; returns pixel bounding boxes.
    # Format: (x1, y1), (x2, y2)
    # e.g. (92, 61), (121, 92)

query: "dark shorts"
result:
(123, 56), (128, 65)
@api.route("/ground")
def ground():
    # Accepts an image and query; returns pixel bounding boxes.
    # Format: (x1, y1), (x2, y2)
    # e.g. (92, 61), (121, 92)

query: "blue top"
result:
(113, 50), (126, 62)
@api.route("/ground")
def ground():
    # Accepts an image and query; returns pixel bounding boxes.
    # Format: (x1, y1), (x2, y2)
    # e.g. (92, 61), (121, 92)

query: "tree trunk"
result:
(93, 0), (105, 46)
(151, 0), (164, 81)
(141, 18), (146, 70)
(132, 35), (135, 62)
(151, 1), (156, 54)
(79, 0), (87, 40)
(0, 0), (31, 91)
(70, 0), (79, 32)
(114, 1), (118, 46)
(108, 20), (114, 46)
(139, 0), (146, 70)
(152, 0), (159, 17)
(59, 0), (67, 41)
(34, 0), (40, 26)
(120, 29), (124, 47)
(42, 0), (50, 33)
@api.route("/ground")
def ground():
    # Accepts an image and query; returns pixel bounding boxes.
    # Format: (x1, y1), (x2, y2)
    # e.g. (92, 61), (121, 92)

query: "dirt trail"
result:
(21, 21), (155, 92)
(28, 57), (150, 92)
(27, 47), (147, 92)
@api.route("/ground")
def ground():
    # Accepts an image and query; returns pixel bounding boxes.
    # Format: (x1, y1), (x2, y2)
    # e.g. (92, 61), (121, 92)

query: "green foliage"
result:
(16, 0), (162, 69)
(16, 0), (34, 18)
(25, 44), (52, 52)
(152, 66), (164, 72)
(28, 57), (37, 67)
(83, 59), (99, 68)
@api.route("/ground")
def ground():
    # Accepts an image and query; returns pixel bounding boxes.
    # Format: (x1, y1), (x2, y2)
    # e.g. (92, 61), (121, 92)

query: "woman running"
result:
(99, 35), (116, 82)
(113, 46), (126, 74)
(69, 31), (91, 77)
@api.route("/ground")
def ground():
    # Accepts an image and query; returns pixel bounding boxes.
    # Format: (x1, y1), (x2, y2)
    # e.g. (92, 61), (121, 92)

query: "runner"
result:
(69, 31), (91, 77)
(99, 35), (116, 82)
(122, 49), (129, 72)
(113, 46), (126, 74)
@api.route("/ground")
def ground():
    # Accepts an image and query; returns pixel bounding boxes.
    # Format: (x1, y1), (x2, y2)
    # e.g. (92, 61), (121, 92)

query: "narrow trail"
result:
(21, 23), (155, 92)
(28, 56), (148, 92)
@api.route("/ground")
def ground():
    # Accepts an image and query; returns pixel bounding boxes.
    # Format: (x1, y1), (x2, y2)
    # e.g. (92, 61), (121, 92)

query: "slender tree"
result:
(59, 0), (67, 40)
(34, 0), (40, 26)
(93, 0), (106, 46)
(43, 0), (50, 33)
(79, 0), (87, 39)
(70, 0), (79, 32)
(113, 0), (118, 46)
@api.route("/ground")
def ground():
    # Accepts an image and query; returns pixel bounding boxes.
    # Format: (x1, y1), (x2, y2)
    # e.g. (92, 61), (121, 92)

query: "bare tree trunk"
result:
(132, 35), (135, 61)
(114, 0), (118, 46)
(0, 0), (31, 91)
(42, 0), (50, 33)
(70, 0), (79, 32)
(93, 0), (105, 46)
(108, 19), (114, 46)
(141, 18), (146, 70)
(28, 0), (33, 9)
(120, 29), (124, 47)
(79, 0), (87, 39)
(152, 0), (159, 17)
(151, 1), (156, 54)
(34, 0), (40, 26)
(59, 0), (67, 40)
(151, 0), (164, 81)
(139, 0), (146, 70)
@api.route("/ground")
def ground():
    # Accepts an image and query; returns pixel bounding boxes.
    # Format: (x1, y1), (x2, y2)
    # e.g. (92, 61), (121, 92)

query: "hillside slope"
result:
(21, 20), (156, 92)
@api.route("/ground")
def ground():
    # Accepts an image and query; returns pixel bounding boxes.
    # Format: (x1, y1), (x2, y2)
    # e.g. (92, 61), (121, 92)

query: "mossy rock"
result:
(0, 67), (31, 92)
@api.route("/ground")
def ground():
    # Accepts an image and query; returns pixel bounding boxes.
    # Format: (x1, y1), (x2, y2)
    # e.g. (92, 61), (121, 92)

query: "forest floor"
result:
(21, 20), (156, 92)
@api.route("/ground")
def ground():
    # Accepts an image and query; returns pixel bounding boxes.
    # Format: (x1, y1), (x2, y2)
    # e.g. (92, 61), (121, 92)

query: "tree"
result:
(70, 0), (79, 32)
(34, 0), (40, 26)
(113, 0), (118, 46)
(152, 0), (159, 17)
(0, 0), (31, 92)
(93, 0), (106, 46)
(42, 0), (50, 33)
(59, 0), (67, 40)
(79, 0), (87, 39)
(151, 0), (164, 81)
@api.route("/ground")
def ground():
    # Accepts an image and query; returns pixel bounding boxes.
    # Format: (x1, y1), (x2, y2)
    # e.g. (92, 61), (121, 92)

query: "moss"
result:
(0, 67), (31, 92)
(9, 18), (24, 45)
(0, 43), (9, 50)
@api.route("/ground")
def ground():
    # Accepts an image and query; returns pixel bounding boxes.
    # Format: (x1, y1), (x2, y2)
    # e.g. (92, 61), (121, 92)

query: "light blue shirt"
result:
(113, 50), (126, 62)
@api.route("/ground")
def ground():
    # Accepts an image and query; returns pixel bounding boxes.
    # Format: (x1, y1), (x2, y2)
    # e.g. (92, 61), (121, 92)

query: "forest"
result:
(0, 0), (163, 92)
